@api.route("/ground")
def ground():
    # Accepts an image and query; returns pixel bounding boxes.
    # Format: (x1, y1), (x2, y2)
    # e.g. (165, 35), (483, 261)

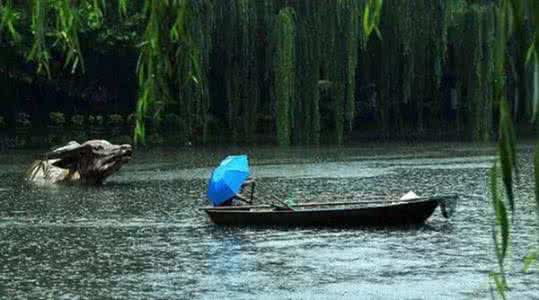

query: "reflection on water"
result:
(0, 143), (537, 299)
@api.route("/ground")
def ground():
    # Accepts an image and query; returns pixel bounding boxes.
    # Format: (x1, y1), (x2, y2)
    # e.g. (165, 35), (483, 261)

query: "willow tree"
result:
(175, 0), (213, 144)
(272, 7), (295, 146)
(294, 2), (322, 145)
(0, 0), (210, 145)
(135, 0), (212, 144)
(361, 0), (449, 137)
(450, 5), (497, 142)
(0, 0), (91, 77)
(300, 3), (321, 145)
(344, 2), (361, 133)
(212, 0), (273, 143)
(333, 0), (362, 145)
(6, 0), (528, 148)
(0, 0), (381, 146)
(134, 0), (170, 144)
(474, 5), (496, 142)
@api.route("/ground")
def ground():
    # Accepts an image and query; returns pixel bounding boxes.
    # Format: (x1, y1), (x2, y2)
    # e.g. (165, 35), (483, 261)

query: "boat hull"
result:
(202, 197), (448, 227)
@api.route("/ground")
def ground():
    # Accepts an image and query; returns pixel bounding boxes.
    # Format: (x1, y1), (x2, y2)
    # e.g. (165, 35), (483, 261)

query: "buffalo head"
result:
(44, 140), (132, 185)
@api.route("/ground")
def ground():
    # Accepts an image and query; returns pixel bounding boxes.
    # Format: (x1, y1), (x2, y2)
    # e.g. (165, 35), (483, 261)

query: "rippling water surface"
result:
(0, 143), (537, 299)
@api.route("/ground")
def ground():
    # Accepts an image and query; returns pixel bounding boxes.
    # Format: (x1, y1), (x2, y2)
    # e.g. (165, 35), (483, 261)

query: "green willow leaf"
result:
(28, 0), (51, 78)
(490, 273), (507, 300)
(535, 142), (539, 218)
(498, 192), (509, 263)
(362, 4), (370, 37)
(490, 164), (510, 262)
(508, 0), (523, 27)
(374, 26), (382, 41)
(490, 164), (508, 300)
(532, 56), (539, 122)
(273, 7), (296, 147)
(70, 56), (79, 74)
(0, 3), (21, 42)
(525, 43), (536, 64)
(134, 121), (145, 145)
(499, 140), (513, 212)
(499, 100), (516, 214)
(119, 0), (128, 17)
(523, 251), (538, 273)
(361, 0), (382, 47)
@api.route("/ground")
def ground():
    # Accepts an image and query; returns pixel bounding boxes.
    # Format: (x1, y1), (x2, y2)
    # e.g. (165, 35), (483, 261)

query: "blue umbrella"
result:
(208, 155), (250, 206)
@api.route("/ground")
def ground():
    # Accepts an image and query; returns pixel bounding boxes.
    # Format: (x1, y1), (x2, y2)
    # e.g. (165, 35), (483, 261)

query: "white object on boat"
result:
(400, 191), (419, 201)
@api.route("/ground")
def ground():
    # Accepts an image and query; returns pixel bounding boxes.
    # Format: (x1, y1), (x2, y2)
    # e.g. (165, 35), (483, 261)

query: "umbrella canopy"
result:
(207, 155), (250, 206)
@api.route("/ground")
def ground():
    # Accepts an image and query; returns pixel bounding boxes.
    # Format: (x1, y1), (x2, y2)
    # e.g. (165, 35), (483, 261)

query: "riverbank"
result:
(0, 122), (536, 151)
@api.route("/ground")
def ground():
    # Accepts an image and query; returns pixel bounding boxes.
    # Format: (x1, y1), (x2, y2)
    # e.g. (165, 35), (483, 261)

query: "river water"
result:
(0, 143), (537, 299)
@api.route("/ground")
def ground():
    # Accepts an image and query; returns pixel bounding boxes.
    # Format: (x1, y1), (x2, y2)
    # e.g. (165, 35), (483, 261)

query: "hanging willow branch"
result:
(171, 0), (213, 143)
(488, 0), (537, 297)
(134, 0), (172, 144)
(53, 0), (84, 74)
(362, 0), (383, 47)
(273, 7), (295, 147)
(134, 0), (211, 145)
(14, 0), (99, 77)
(0, 0), (22, 42)
(27, 0), (50, 77)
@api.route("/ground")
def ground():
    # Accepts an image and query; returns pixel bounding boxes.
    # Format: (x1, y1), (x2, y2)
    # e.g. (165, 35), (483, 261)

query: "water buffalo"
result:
(25, 140), (132, 185)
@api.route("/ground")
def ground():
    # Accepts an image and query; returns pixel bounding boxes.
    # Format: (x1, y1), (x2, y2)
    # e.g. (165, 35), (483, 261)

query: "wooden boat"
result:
(201, 194), (458, 227)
